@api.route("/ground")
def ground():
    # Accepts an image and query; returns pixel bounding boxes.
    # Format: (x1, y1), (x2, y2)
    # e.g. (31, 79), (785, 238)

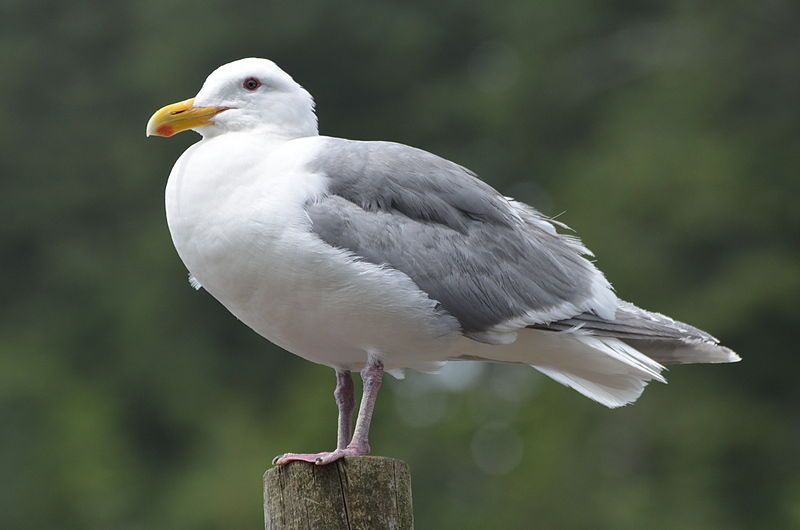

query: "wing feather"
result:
(305, 138), (616, 343)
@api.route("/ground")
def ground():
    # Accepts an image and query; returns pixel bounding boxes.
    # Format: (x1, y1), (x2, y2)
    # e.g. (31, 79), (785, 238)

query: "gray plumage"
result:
(305, 138), (736, 365)
(306, 138), (608, 340)
(534, 300), (714, 341)
(532, 300), (735, 364)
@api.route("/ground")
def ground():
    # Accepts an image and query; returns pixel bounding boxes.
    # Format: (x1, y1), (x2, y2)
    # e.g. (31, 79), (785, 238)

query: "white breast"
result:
(165, 134), (460, 372)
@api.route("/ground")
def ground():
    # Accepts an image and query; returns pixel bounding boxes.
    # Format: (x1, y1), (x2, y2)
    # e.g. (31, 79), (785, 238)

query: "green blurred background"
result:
(2, 1), (798, 528)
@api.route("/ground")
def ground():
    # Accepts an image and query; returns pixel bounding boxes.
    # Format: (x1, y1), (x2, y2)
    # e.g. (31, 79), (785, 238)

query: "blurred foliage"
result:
(1, 0), (799, 529)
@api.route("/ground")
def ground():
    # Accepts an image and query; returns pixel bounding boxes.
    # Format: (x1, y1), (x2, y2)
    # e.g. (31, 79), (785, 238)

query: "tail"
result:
(456, 301), (740, 409)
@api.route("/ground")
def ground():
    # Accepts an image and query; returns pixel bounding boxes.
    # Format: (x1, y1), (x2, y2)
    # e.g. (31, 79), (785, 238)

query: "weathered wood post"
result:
(263, 456), (413, 530)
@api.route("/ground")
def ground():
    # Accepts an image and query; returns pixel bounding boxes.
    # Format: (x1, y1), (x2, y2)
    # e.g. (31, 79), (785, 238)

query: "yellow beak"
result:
(146, 98), (227, 137)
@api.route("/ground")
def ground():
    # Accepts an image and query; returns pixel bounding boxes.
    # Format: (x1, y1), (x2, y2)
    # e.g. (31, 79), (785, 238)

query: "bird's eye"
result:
(243, 77), (261, 91)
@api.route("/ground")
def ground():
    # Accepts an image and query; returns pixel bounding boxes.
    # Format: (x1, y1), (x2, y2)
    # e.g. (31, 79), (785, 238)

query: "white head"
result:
(146, 58), (318, 139)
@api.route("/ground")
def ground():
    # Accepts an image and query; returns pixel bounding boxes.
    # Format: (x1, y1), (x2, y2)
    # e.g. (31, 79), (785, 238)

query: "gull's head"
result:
(146, 58), (317, 139)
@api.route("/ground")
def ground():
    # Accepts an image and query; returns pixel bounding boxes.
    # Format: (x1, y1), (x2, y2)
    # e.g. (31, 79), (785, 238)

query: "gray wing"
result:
(532, 300), (715, 341)
(532, 300), (739, 364)
(305, 138), (615, 343)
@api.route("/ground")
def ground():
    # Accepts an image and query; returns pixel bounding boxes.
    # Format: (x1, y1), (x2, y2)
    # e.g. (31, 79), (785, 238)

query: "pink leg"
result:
(334, 370), (355, 449)
(273, 358), (384, 466)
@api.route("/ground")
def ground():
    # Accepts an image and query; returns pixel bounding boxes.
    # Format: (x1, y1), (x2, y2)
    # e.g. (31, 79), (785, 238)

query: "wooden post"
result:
(263, 456), (413, 530)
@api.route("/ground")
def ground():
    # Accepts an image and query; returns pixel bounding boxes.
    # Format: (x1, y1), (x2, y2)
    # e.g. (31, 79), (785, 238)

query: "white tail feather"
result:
(457, 329), (668, 408)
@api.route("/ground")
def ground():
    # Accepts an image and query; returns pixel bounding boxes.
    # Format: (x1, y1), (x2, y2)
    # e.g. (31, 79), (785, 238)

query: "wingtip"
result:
(712, 345), (741, 363)
(715, 344), (741, 363)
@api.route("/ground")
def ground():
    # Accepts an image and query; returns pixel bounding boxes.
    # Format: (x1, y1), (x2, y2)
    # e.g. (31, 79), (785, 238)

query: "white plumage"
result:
(165, 134), (460, 372)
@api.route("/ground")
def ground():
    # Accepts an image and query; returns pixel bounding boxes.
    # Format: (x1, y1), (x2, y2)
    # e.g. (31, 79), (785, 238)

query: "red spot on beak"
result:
(157, 125), (175, 137)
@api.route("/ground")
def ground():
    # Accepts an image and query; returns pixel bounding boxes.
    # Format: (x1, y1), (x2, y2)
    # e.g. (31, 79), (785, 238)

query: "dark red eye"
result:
(243, 77), (261, 91)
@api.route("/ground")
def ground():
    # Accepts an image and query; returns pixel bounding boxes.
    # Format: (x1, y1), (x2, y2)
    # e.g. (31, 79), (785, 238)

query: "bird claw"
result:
(314, 447), (363, 465)
(272, 446), (369, 466)
(272, 452), (323, 466)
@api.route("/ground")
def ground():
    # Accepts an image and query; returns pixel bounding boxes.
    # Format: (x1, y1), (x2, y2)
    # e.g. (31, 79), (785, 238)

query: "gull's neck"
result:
(262, 125), (319, 142)
(201, 123), (319, 143)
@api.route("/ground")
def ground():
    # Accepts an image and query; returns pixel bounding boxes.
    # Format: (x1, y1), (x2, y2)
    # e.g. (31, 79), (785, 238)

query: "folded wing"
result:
(305, 138), (617, 344)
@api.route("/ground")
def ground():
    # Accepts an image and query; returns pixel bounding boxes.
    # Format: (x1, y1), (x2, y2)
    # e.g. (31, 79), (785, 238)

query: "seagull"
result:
(146, 58), (740, 466)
